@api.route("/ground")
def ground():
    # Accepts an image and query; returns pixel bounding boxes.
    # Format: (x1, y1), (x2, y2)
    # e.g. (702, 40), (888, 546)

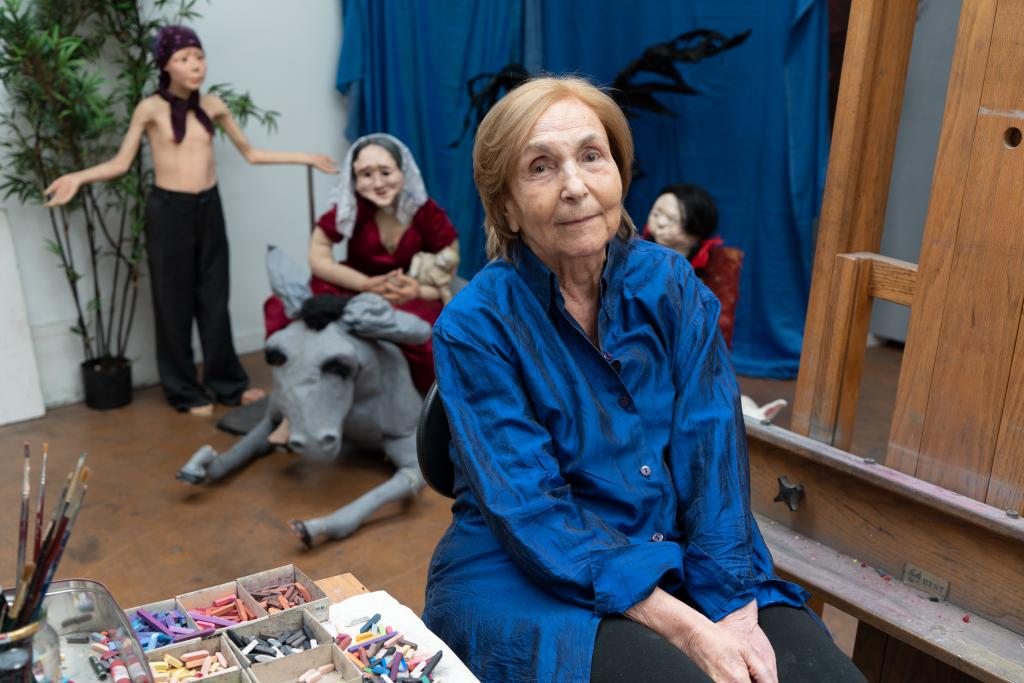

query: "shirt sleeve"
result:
(667, 264), (809, 621)
(413, 199), (459, 253)
(433, 314), (685, 615)
(316, 206), (340, 242)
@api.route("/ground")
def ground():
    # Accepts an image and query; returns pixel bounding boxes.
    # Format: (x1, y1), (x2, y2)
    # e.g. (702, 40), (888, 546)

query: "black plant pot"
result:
(81, 357), (132, 410)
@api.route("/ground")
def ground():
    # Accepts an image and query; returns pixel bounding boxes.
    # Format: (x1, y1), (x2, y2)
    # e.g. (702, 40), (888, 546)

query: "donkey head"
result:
(263, 246), (431, 463)
(265, 294), (360, 461)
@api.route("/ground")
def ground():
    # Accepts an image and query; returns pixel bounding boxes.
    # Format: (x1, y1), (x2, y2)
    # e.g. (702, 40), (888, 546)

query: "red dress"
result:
(265, 195), (458, 394)
(641, 227), (742, 349)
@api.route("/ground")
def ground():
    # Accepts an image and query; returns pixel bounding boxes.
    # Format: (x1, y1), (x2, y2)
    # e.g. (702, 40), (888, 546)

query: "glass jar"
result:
(0, 620), (41, 683)
(30, 613), (60, 683)
(0, 610), (61, 683)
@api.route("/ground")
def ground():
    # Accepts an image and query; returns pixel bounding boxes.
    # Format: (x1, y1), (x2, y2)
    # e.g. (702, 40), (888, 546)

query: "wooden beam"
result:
(888, 0), (999, 476)
(806, 254), (873, 449)
(793, 0), (918, 437)
(860, 253), (917, 307)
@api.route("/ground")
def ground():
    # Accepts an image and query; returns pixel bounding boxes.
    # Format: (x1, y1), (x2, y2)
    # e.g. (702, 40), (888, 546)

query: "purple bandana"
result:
(153, 26), (214, 144)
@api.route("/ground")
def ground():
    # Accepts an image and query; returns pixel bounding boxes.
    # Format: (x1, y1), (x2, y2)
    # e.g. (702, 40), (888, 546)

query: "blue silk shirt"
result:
(423, 236), (808, 682)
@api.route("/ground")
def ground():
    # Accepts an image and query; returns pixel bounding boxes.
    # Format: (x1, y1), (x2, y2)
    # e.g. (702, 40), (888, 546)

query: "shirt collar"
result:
(513, 235), (631, 318)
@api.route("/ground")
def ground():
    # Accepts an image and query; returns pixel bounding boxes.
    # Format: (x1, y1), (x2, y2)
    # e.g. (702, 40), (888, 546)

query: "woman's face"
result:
(647, 193), (697, 253)
(353, 144), (404, 209)
(505, 99), (622, 267)
(164, 46), (207, 92)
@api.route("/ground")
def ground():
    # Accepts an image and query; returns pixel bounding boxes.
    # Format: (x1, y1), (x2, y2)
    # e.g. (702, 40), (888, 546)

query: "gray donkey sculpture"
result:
(177, 246), (428, 547)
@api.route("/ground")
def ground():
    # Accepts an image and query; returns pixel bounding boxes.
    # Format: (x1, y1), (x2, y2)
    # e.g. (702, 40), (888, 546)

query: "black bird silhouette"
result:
(449, 28), (751, 147)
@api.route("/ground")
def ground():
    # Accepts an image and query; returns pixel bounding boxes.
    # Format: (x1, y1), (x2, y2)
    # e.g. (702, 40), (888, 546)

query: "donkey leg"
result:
(292, 433), (423, 546)
(177, 415), (277, 484)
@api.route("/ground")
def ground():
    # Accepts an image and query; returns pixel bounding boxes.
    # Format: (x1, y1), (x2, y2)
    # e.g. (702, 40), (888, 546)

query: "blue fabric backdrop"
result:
(336, 0), (829, 378)
(336, 0), (523, 277)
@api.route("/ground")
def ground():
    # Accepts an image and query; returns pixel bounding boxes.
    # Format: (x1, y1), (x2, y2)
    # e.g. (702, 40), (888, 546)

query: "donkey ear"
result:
(266, 245), (311, 318)
(342, 292), (432, 345)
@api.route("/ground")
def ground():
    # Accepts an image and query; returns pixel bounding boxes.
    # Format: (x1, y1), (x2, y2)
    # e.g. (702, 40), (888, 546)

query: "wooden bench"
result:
(749, 421), (1024, 682)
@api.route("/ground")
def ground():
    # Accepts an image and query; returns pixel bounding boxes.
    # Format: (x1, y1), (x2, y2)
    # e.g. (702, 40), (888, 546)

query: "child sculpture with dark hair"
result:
(44, 25), (338, 415)
(645, 184), (743, 348)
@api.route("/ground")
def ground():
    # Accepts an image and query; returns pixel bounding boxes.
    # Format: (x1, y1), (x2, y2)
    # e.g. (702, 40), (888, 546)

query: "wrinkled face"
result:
(264, 323), (359, 462)
(164, 46), (206, 92)
(505, 99), (622, 267)
(353, 144), (404, 209)
(647, 193), (697, 253)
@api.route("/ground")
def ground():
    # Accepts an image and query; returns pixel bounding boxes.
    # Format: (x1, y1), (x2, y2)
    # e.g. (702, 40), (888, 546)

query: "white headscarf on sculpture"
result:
(328, 133), (428, 261)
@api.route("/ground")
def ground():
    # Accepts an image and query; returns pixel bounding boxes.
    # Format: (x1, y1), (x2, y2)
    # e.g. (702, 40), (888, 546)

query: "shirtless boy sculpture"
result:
(45, 26), (338, 414)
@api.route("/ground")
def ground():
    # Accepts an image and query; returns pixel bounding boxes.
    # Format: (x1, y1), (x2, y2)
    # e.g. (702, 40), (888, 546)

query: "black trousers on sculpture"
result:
(145, 185), (249, 411)
(591, 605), (866, 683)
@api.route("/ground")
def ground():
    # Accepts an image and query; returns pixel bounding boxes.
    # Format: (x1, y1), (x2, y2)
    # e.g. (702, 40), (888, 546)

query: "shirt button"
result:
(640, 465), (652, 477)
(651, 532), (665, 542)
(617, 394), (631, 409)
(611, 359), (622, 373)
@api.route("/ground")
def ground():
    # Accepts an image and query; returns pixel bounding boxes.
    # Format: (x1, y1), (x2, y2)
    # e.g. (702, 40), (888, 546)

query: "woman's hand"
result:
(383, 273), (421, 305)
(625, 589), (775, 683)
(362, 271), (398, 295)
(718, 600), (777, 683)
(309, 153), (339, 174)
(44, 173), (82, 207)
(679, 619), (775, 683)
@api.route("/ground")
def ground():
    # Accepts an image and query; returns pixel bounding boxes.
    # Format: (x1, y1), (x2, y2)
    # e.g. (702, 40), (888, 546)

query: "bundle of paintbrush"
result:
(1, 444), (89, 632)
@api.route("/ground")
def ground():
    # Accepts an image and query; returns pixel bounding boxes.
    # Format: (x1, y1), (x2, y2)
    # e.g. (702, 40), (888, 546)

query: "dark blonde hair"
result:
(473, 76), (635, 261)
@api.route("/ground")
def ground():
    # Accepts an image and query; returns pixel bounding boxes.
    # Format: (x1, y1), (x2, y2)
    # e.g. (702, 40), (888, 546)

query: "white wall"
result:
(0, 1), (348, 408)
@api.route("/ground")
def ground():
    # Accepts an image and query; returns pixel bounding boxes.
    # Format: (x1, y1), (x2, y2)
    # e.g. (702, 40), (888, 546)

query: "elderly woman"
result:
(423, 77), (863, 683)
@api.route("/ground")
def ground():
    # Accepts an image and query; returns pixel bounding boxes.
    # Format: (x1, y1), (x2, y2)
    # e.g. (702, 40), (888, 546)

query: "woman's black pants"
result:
(145, 185), (249, 410)
(591, 605), (865, 682)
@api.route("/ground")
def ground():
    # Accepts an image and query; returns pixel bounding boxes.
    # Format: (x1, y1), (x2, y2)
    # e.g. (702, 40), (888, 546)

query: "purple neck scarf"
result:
(153, 26), (214, 144)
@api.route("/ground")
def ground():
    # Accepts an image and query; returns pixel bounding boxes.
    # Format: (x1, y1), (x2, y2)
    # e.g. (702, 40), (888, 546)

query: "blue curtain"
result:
(336, 0), (523, 276)
(337, 0), (829, 378)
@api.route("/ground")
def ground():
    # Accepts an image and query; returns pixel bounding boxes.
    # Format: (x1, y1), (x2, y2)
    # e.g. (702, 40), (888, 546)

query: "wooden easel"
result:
(748, 1), (1024, 680)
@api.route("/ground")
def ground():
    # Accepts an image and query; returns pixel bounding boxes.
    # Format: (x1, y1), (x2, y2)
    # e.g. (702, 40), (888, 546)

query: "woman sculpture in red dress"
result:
(644, 184), (742, 348)
(265, 134), (459, 393)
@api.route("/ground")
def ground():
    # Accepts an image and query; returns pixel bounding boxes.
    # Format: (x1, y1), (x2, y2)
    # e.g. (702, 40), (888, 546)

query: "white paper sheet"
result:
(325, 591), (479, 683)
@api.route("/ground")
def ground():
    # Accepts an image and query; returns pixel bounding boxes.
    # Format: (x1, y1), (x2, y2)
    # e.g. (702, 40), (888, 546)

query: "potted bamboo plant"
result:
(0, 0), (278, 409)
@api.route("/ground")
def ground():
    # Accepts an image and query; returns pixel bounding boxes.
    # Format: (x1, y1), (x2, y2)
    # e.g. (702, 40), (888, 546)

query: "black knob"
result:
(774, 476), (805, 512)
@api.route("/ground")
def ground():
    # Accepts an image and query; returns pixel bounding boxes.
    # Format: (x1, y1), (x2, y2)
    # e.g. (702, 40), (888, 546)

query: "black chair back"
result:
(416, 382), (456, 498)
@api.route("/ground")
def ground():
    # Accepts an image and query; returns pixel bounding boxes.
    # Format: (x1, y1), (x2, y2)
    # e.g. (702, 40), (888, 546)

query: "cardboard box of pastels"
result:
(126, 597), (224, 655)
(244, 643), (360, 683)
(220, 610), (359, 683)
(236, 565), (329, 621)
(146, 633), (253, 683)
(177, 581), (270, 632)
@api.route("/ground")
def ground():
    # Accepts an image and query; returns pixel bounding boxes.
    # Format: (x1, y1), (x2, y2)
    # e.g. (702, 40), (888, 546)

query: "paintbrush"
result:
(0, 581), (7, 628)
(15, 463), (89, 628)
(29, 479), (89, 624)
(5, 562), (34, 631)
(16, 443), (30, 596)
(33, 443), (48, 561)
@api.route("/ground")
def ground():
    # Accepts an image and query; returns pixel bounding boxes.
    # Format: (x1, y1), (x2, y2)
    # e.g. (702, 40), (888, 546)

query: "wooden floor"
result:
(0, 343), (902, 639)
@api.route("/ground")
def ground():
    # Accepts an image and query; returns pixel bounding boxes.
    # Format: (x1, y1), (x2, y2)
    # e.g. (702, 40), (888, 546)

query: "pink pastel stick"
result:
(187, 611), (236, 628)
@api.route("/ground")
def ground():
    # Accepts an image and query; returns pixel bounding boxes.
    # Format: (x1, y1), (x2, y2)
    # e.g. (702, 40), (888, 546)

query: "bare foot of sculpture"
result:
(268, 418), (290, 446)
(241, 387), (266, 405)
(189, 403), (214, 417)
